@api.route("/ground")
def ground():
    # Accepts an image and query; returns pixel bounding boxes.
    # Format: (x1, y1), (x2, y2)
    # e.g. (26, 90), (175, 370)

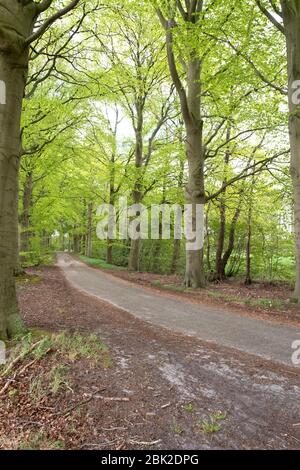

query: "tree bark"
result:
(20, 170), (33, 252)
(128, 102), (143, 272)
(215, 200), (226, 280)
(184, 120), (206, 287)
(171, 238), (181, 274)
(85, 202), (93, 258)
(183, 53), (205, 287)
(73, 229), (80, 253)
(245, 205), (252, 286)
(221, 206), (241, 275)
(160, 4), (206, 287)
(0, 3), (34, 337)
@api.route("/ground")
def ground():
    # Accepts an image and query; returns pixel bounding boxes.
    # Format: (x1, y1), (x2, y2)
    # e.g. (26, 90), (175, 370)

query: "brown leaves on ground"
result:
(0, 265), (299, 450)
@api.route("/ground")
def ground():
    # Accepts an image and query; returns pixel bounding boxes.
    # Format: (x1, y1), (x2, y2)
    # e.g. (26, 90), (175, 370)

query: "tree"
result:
(253, 0), (300, 301)
(92, 2), (176, 271)
(156, 0), (206, 287)
(0, 0), (80, 340)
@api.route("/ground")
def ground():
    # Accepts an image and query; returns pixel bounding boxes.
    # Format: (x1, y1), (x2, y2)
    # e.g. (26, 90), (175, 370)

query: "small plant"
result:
(183, 403), (196, 413)
(201, 420), (221, 434)
(258, 298), (284, 309)
(212, 410), (227, 421)
(50, 364), (70, 394)
(199, 410), (227, 434)
(8, 388), (19, 401)
(29, 376), (46, 404)
(151, 279), (161, 286)
(171, 424), (183, 435)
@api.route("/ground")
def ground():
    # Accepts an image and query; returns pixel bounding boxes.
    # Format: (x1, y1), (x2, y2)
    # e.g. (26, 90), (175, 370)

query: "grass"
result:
(199, 411), (227, 435)
(171, 424), (184, 435)
(183, 402), (196, 413)
(79, 255), (126, 271)
(50, 364), (70, 394)
(15, 274), (41, 285)
(162, 284), (186, 292)
(53, 332), (112, 366)
(1, 330), (112, 378)
(1, 330), (112, 413)
(257, 298), (284, 309)
(150, 280), (187, 292)
(19, 432), (65, 450)
(207, 290), (286, 311)
(201, 420), (221, 434)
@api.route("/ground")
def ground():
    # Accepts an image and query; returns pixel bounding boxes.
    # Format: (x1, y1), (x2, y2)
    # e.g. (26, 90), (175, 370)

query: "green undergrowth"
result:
(1, 330), (112, 378)
(79, 255), (126, 271)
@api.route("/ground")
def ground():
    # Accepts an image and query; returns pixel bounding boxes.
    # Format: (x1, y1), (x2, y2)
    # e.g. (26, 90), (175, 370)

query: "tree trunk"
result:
(205, 204), (212, 273)
(20, 170), (33, 252)
(171, 238), (181, 274)
(73, 230), (80, 253)
(163, 8), (206, 287)
(0, 52), (28, 338)
(106, 242), (113, 264)
(282, 3), (300, 302)
(221, 207), (241, 276)
(128, 102), (143, 272)
(85, 202), (93, 258)
(215, 125), (231, 281)
(184, 59), (206, 288)
(128, 237), (140, 271)
(216, 201), (226, 280)
(245, 205), (252, 286)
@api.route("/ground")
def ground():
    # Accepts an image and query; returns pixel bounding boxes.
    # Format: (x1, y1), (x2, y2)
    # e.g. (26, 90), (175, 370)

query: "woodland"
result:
(1, 0), (300, 339)
(1, 0), (300, 453)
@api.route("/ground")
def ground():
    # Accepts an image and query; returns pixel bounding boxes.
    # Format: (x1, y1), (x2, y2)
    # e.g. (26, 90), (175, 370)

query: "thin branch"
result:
(255, 0), (285, 34)
(26, 0), (81, 45)
(206, 150), (290, 202)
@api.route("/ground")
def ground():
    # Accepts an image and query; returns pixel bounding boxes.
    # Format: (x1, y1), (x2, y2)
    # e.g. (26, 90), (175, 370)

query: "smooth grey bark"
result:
(85, 202), (93, 258)
(245, 204), (252, 286)
(0, 2), (35, 339)
(128, 100), (144, 272)
(0, 0), (81, 339)
(20, 170), (33, 252)
(158, 2), (206, 287)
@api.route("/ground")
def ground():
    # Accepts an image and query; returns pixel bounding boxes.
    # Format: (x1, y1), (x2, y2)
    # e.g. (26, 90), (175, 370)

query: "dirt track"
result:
(14, 264), (300, 450)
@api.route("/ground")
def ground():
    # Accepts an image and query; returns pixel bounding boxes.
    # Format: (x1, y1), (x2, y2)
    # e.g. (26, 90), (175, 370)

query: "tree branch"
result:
(255, 0), (285, 34)
(206, 149), (290, 202)
(35, 0), (53, 13)
(25, 0), (81, 45)
(156, 8), (191, 125)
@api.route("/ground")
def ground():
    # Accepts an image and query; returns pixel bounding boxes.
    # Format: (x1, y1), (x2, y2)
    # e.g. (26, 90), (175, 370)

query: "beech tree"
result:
(156, 0), (206, 287)
(0, 0), (81, 340)
(252, 0), (300, 301)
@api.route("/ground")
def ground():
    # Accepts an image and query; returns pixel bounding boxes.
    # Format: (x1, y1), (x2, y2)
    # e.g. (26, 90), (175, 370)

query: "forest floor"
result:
(80, 256), (300, 327)
(0, 264), (299, 450)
